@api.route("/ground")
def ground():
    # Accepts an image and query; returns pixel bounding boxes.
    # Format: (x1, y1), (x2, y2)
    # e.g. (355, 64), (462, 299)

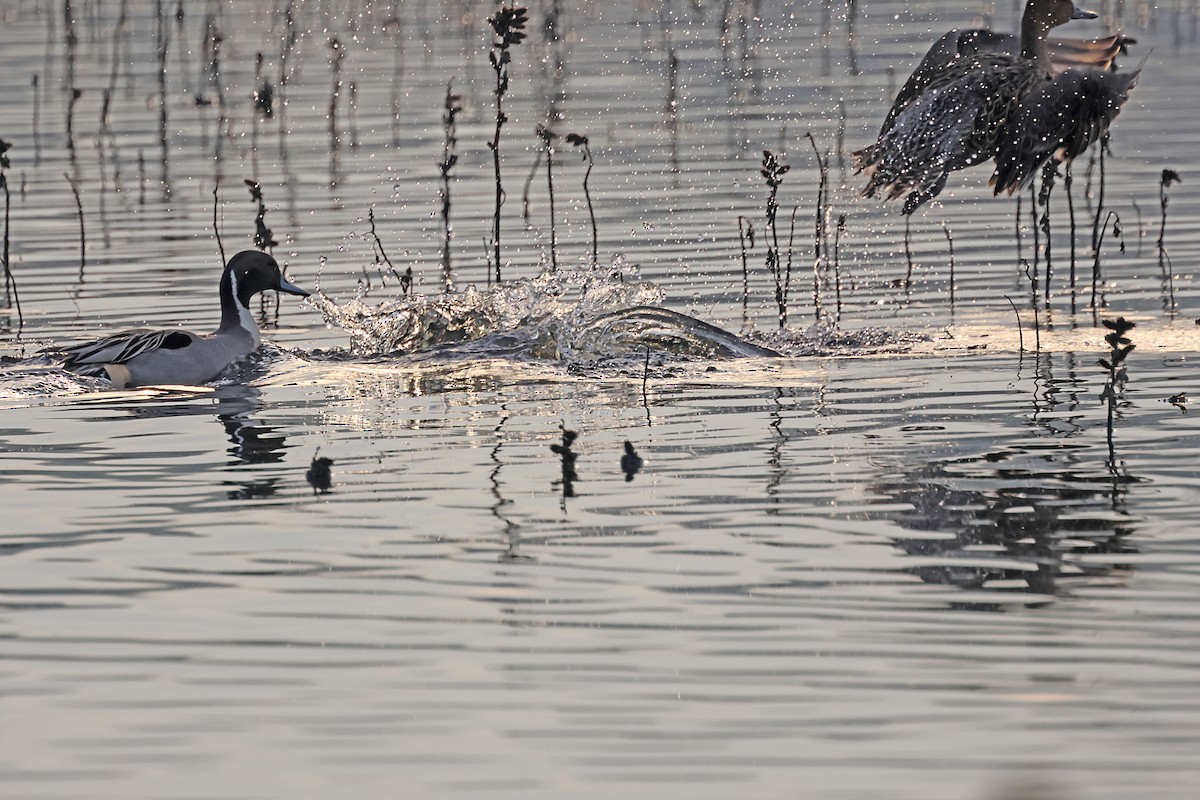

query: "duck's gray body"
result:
(58, 251), (308, 388)
(854, 0), (1138, 214)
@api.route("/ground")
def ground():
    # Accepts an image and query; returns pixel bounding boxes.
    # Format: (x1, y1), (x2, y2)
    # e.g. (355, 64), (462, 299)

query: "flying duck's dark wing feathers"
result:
(991, 66), (1140, 195)
(881, 30), (1134, 139)
(60, 329), (195, 368)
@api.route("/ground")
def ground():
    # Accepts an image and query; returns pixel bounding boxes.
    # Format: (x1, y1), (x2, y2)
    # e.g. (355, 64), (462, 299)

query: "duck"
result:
(879, 27), (1133, 139)
(55, 250), (310, 388)
(854, 0), (1137, 214)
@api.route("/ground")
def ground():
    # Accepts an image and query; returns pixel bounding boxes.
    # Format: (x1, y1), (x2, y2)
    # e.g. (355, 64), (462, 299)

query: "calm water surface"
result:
(2, 1), (1200, 798)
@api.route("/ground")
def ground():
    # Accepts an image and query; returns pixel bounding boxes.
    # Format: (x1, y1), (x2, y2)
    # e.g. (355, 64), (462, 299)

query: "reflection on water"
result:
(877, 450), (1138, 604)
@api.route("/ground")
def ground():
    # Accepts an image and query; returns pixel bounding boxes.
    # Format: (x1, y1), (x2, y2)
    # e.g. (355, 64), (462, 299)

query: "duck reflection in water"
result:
(211, 385), (290, 499)
(113, 385), (289, 500)
(873, 447), (1138, 606)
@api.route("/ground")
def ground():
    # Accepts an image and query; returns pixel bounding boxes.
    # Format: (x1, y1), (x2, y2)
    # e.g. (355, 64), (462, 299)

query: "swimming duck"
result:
(57, 250), (310, 388)
(854, 0), (1135, 214)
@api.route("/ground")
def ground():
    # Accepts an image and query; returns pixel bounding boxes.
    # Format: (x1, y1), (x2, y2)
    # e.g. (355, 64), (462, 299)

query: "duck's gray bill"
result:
(1072, 8), (1098, 19)
(278, 276), (310, 297)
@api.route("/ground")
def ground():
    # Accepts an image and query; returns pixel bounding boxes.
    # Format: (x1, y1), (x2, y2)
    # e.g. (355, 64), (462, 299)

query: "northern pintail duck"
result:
(854, 0), (1139, 213)
(57, 250), (309, 388)
(880, 28), (1133, 137)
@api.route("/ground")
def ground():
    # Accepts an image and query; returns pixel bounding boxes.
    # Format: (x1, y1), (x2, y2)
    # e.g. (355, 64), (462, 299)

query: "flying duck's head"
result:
(223, 250), (310, 309)
(1026, 0), (1098, 34)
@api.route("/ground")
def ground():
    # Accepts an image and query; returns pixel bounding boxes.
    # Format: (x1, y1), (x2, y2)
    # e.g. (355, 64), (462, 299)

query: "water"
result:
(3, 1), (1200, 797)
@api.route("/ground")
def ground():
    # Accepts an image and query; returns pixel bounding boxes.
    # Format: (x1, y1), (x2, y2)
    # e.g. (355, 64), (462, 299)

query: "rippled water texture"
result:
(2, 1), (1200, 798)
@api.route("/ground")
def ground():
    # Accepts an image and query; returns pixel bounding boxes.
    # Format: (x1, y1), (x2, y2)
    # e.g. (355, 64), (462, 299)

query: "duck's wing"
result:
(856, 54), (1033, 214)
(881, 30), (1134, 137)
(59, 329), (196, 369)
(1047, 34), (1135, 73)
(881, 30), (1013, 136)
(991, 66), (1140, 195)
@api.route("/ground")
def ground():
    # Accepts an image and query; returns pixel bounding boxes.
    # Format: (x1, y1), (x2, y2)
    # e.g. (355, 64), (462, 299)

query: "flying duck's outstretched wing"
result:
(59, 329), (195, 373)
(991, 66), (1140, 195)
(882, 30), (1133, 138)
(855, 54), (1035, 215)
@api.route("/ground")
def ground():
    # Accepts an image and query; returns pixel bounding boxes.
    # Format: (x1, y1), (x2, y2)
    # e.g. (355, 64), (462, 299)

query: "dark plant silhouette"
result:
(244, 179), (277, 252)
(1090, 136), (1110, 253)
(65, 172), (85, 276)
(549, 425), (578, 505)
(486, 4), (529, 284)
(806, 132), (828, 321)
(1099, 317), (1135, 455)
(620, 441), (643, 482)
(760, 149), (790, 329)
(566, 132), (597, 266)
(1065, 163), (1078, 301)
(212, 178), (225, 266)
(1, 137), (21, 331)
(368, 208), (409, 295)
(736, 215), (754, 331)
(1158, 169), (1181, 271)
(439, 81), (463, 292)
(537, 124), (559, 272)
(1090, 210), (1124, 313)
(306, 451), (334, 495)
(1038, 162), (1055, 301)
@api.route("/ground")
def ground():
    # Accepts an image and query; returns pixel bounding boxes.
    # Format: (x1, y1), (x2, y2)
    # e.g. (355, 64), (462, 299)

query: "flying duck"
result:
(854, 0), (1138, 214)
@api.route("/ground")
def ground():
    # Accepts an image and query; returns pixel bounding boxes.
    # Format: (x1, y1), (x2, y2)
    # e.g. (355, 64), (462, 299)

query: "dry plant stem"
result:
(1014, 192), (1023, 268)
(1091, 138), (1108, 252)
(1005, 295), (1024, 353)
(834, 214), (845, 323)
(579, 140), (596, 266)
(805, 132), (827, 321)
(486, 6), (528, 284)
(1065, 163), (1077, 295)
(1158, 169), (1181, 272)
(540, 127), (559, 273)
(903, 216), (914, 294)
(760, 150), (789, 329)
(211, 178), (225, 265)
(440, 82), (462, 292)
(65, 173), (86, 273)
(1091, 210), (1121, 311)
(1029, 180), (1040, 281)
(1039, 163), (1054, 302)
(785, 205), (799, 314)
(368, 208), (407, 293)
(737, 215), (752, 330)
(2, 172), (23, 331)
(1022, 259), (1040, 353)
(943, 222), (955, 310)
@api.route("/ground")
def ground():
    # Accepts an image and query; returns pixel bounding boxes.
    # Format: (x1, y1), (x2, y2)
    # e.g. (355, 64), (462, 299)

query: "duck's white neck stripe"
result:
(229, 271), (262, 347)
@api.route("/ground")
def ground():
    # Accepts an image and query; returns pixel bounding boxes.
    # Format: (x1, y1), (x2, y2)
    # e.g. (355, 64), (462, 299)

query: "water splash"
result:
(314, 259), (730, 360)
(312, 260), (934, 363)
